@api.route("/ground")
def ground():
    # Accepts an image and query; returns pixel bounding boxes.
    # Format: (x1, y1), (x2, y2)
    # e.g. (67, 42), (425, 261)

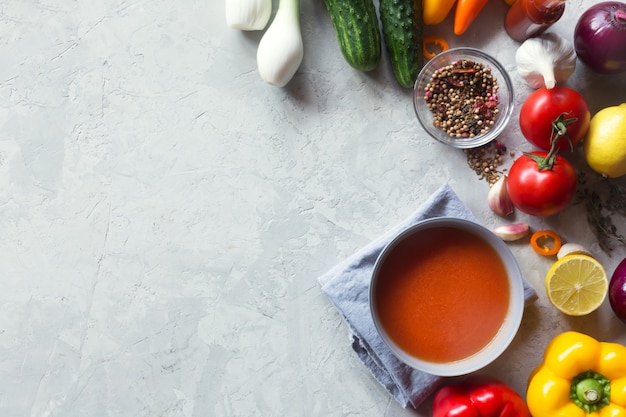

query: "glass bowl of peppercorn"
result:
(413, 48), (514, 149)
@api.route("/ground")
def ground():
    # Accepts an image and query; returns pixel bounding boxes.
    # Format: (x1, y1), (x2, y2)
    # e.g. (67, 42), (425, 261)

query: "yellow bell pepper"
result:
(527, 331), (626, 417)
(423, 0), (457, 25)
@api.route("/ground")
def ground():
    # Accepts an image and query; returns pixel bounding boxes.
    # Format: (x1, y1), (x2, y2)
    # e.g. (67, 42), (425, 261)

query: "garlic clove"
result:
(493, 223), (530, 241)
(488, 175), (514, 216)
(556, 242), (593, 260)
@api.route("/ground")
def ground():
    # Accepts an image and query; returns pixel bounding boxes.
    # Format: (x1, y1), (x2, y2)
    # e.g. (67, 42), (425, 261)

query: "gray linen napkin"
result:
(318, 183), (537, 409)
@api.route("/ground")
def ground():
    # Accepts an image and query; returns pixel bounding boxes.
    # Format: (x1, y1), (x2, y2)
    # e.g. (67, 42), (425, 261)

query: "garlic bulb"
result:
(257, 0), (303, 87)
(226, 0), (272, 31)
(515, 33), (576, 89)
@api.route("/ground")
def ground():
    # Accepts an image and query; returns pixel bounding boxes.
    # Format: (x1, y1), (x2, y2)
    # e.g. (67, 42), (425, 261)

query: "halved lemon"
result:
(545, 254), (608, 316)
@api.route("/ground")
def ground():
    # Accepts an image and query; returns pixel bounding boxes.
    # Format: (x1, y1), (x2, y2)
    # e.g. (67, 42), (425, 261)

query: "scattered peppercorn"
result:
(424, 59), (500, 138)
(464, 140), (509, 185)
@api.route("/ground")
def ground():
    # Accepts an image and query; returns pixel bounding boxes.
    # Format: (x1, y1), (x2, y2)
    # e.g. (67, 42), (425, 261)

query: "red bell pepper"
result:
(432, 375), (530, 417)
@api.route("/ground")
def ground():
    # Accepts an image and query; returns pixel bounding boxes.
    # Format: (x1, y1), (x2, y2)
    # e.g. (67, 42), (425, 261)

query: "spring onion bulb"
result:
(226, 0), (272, 31)
(257, 0), (303, 86)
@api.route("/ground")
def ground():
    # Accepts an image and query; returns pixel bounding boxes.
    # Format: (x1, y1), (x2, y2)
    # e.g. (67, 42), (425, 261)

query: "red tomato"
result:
(506, 151), (577, 217)
(519, 86), (590, 151)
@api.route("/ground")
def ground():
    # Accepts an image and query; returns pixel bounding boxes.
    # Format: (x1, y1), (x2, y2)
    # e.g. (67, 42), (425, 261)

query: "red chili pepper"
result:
(432, 375), (530, 417)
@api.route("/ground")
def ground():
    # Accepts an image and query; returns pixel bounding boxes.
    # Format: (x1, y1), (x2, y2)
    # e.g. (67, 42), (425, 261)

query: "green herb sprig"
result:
(576, 173), (625, 254)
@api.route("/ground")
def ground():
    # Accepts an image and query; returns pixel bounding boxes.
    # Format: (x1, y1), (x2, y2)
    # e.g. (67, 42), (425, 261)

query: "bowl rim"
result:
(413, 47), (515, 149)
(369, 216), (525, 376)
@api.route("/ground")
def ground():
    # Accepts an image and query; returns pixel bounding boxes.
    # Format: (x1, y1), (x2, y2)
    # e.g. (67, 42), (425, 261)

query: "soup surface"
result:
(374, 226), (510, 363)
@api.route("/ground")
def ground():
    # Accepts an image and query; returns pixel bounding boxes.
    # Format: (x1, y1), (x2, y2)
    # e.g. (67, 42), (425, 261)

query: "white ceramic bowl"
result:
(413, 48), (514, 149)
(369, 217), (525, 376)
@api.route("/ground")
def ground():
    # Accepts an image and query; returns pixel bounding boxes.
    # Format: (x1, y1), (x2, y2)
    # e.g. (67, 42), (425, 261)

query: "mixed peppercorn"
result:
(424, 59), (500, 138)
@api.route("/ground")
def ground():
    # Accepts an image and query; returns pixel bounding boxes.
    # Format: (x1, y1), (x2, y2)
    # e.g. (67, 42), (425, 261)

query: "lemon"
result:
(545, 254), (608, 316)
(583, 103), (626, 178)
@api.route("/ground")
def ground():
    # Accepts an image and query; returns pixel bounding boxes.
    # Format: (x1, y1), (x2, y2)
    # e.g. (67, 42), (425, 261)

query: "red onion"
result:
(609, 257), (626, 323)
(574, 1), (626, 74)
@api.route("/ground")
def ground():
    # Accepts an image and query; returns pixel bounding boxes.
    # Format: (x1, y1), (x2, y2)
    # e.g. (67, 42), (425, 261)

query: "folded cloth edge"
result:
(318, 183), (538, 409)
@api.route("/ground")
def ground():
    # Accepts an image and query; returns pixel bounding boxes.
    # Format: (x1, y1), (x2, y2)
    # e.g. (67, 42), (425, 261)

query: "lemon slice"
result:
(545, 255), (608, 316)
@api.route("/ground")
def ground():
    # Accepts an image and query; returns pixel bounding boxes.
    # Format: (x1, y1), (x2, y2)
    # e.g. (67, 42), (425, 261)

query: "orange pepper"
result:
(423, 36), (449, 59)
(454, 0), (489, 35)
(423, 0), (457, 25)
(530, 230), (562, 256)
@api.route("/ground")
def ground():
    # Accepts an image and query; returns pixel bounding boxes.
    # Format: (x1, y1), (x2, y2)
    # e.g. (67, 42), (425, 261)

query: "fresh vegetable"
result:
(545, 255), (608, 315)
(507, 151), (577, 217)
(530, 230), (562, 256)
(323, 0), (382, 71)
(226, 0), (272, 30)
(515, 33), (576, 89)
(423, 0), (456, 25)
(432, 375), (531, 417)
(527, 331), (626, 416)
(454, 0), (489, 35)
(519, 86), (590, 152)
(257, 0), (303, 86)
(488, 176), (514, 216)
(379, 0), (424, 88)
(493, 223), (530, 241)
(609, 257), (626, 323)
(583, 103), (626, 178)
(423, 36), (449, 59)
(574, 1), (626, 74)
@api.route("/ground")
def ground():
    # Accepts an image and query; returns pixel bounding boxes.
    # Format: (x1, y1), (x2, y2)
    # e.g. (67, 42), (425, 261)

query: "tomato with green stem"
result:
(519, 86), (590, 151)
(507, 150), (577, 217)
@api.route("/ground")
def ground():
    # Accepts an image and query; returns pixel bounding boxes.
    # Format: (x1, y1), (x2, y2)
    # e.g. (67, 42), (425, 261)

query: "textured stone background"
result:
(0, 0), (625, 416)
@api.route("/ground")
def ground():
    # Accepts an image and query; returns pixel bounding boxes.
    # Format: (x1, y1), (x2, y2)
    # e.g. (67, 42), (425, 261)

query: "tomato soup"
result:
(374, 226), (510, 363)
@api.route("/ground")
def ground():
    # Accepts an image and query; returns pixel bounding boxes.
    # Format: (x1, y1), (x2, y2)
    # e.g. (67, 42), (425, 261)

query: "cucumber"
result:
(323, 0), (382, 72)
(379, 0), (424, 88)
